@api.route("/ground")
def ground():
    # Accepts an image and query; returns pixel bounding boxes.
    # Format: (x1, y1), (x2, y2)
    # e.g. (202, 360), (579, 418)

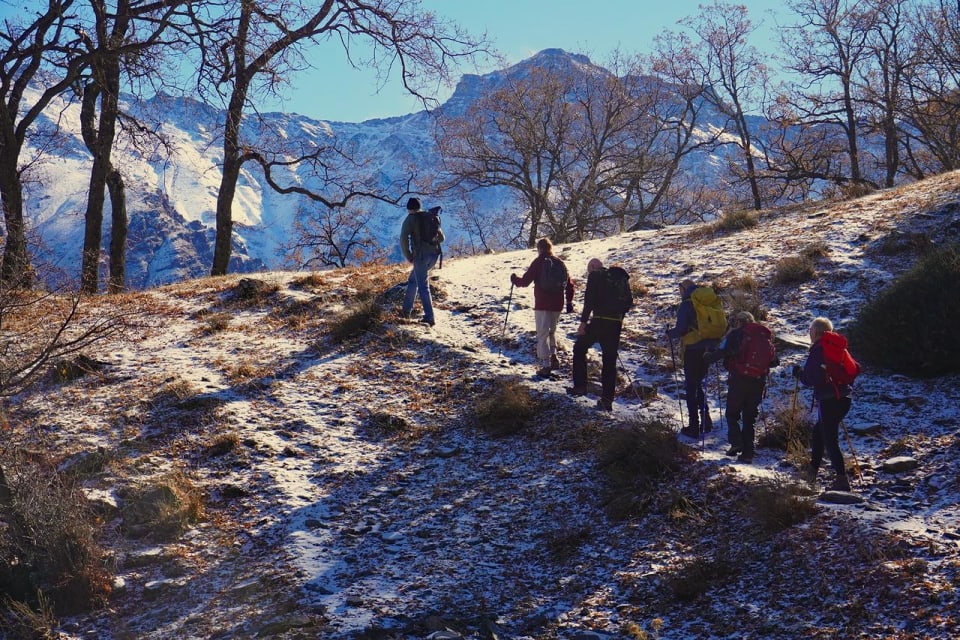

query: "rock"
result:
(819, 490), (865, 504)
(850, 424), (882, 436)
(882, 456), (919, 473)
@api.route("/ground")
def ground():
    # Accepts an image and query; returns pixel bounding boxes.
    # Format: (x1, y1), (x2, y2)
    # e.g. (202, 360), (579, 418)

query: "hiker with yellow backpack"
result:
(667, 279), (727, 438)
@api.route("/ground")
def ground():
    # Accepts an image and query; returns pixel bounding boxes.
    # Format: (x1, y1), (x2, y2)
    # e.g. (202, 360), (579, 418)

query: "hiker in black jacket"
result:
(793, 316), (852, 492)
(566, 258), (631, 411)
(705, 311), (779, 463)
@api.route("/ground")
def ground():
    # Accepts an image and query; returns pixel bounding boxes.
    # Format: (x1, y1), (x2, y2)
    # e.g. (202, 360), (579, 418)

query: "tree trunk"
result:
(81, 157), (108, 293)
(211, 96), (246, 276)
(0, 160), (30, 289)
(107, 170), (127, 293)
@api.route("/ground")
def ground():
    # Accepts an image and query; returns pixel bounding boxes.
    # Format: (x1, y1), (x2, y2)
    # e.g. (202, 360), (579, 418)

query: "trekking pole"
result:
(667, 331), (684, 431)
(617, 353), (643, 402)
(715, 362), (724, 435)
(497, 283), (515, 358)
(840, 419), (864, 486)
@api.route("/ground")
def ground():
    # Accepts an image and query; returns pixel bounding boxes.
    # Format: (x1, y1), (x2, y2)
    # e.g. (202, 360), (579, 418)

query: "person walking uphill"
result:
(667, 279), (725, 438)
(400, 198), (444, 326)
(704, 311), (779, 463)
(566, 258), (633, 411)
(793, 317), (855, 492)
(510, 238), (575, 378)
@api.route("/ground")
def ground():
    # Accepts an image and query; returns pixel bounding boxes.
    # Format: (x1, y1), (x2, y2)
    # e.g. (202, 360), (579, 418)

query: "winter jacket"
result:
(512, 254), (574, 312)
(400, 211), (444, 262)
(579, 267), (623, 323)
(800, 340), (852, 401)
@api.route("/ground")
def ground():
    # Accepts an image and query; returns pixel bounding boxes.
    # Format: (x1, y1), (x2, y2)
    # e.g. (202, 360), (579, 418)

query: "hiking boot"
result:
(679, 426), (701, 439)
(596, 398), (613, 411)
(399, 310), (412, 320)
(535, 367), (553, 378)
(829, 475), (851, 492)
(566, 386), (589, 397)
(725, 446), (741, 457)
(737, 452), (754, 464)
(550, 354), (561, 370)
(420, 318), (435, 327)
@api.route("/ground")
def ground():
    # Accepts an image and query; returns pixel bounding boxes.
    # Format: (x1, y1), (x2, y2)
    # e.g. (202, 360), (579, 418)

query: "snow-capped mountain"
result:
(22, 49), (725, 289)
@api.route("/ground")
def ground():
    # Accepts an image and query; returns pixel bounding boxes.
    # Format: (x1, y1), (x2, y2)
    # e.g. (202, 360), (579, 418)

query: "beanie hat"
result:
(406, 197), (421, 211)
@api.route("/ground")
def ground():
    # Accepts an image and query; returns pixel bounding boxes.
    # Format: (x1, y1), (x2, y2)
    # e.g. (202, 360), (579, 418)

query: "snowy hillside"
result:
(21, 49), (732, 290)
(8, 171), (960, 638)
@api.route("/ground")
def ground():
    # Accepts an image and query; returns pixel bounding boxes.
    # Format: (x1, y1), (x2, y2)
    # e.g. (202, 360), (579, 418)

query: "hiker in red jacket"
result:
(793, 316), (852, 491)
(510, 238), (575, 377)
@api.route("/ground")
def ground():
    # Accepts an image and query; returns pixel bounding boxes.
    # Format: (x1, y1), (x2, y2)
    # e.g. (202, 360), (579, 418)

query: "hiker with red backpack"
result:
(704, 311), (779, 463)
(792, 317), (860, 492)
(510, 238), (575, 378)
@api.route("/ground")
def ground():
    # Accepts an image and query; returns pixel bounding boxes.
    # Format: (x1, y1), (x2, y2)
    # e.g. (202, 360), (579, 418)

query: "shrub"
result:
(667, 552), (738, 601)
(119, 471), (205, 541)
(772, 255), (815, 285)
(757, 401), (812, 468)
(327, 298), (384, 342)
(596, 419), (695, 520)
(714, 208), (759, 232)
(742, 479), (819, 535)
(472, 377), (538, 437)
(0, 450), (111, 617)
(849, 243), (960, 377)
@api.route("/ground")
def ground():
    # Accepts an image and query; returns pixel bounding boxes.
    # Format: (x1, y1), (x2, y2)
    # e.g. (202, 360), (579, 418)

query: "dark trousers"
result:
(683, 346), (712, 430)
(726, 373), (765, 454)
(812, 396), (852, 477)
(572, 319), (622, 402)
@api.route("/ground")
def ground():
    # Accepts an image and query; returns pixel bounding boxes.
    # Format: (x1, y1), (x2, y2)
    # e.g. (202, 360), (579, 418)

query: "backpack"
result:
(689, 286), (727, 341)
(597, 266), (633, 317)
(730, 322), (776, 378)
(538, 256), (569, 294)
(821, 331), (861, 390)
(417, 206), (442, 247)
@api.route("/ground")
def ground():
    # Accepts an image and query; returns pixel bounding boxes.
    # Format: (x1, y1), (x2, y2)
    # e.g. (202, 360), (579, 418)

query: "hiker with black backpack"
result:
(792, 316), (858, 492)
(510, 238), (575, 378)
(704, 311), (779, 463)
(400, 197), (444, 326)
(667, 279), (726, 438)
(566, 258), (633, 411)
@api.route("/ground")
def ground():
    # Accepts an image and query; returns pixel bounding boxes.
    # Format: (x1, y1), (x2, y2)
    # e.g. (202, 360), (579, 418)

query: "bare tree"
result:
(285, 203), (385, 269)
(0, 0), (91, 288)
(75, 0), (189, 294)
(180, 0), (487, 277)
(780, 0), (880, 188)
(681, 1), (770, 210)
(899, 0), (960, 177)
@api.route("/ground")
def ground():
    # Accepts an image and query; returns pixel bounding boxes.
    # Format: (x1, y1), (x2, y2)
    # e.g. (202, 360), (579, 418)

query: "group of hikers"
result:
(399, 199), (857, 492)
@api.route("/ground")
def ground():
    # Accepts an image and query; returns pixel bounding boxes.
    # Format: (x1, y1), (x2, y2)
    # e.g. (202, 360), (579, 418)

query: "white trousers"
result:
(535, 310), (562, 366)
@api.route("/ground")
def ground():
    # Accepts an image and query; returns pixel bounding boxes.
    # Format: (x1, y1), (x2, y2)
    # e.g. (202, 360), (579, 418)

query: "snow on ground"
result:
(9, 172), (960, 639)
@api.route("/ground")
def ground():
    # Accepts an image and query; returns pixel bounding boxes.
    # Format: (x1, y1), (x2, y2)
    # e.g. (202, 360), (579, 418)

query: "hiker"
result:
(510, 238), (575, 377)
(792, 316), (853, 492)
(400, 197), (444, 326)
(566, 258), (633, 411)
(704, 311), (779, 463)
(667, 279), (724, 438)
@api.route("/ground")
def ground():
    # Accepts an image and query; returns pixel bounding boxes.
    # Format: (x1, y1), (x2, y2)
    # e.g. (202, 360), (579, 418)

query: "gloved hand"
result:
(510, 274), (519, 286)
(792, 364), (802, 379)
(566, 303), (574, 314)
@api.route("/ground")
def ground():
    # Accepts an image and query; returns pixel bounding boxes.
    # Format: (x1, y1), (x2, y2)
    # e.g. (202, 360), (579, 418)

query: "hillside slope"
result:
(8, 172), (960, 639)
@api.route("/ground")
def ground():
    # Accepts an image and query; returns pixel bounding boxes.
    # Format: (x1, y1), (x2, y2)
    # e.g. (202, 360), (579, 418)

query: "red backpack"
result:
(730, 322), (776, 378)
(820, 331), (861, 392)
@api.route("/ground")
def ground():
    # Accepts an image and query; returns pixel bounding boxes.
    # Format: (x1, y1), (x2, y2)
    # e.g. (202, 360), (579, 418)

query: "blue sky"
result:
(0, 1), (787, 122)
(273, 0), (789, 122)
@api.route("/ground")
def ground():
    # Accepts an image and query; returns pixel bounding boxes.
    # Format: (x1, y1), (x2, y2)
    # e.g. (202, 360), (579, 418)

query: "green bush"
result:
(849, 243), (960, 377)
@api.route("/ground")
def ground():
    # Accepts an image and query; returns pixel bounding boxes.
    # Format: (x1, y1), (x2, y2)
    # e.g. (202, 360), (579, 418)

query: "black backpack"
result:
(538, 256), (569, 294)
(598, 266), (633, 317)
(417, 206), (442, 247)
